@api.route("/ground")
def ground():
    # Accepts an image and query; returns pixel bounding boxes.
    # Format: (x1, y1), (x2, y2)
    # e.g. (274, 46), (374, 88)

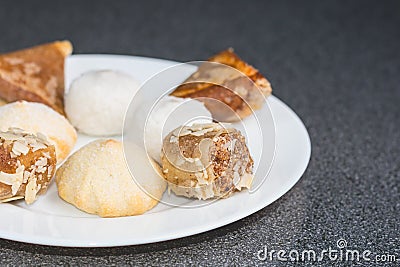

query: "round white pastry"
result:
(0, 101), (77, 163)
(56, 139), (166, 217)
(65, 70), (140, 136)
(145, 96), (212, 164)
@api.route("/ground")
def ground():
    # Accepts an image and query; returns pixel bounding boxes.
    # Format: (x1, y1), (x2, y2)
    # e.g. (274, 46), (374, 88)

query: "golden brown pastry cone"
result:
(171, 48), (272, 121)
(0, 41), (72, 115)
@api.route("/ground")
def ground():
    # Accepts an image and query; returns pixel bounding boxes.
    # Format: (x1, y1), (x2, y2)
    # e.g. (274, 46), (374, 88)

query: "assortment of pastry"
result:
(0, 41), (272, 217)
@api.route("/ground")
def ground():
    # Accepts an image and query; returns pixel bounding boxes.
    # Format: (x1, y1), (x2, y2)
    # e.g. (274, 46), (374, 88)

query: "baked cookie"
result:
(56, 139), (166, 217)
(0, 101), (77, 163)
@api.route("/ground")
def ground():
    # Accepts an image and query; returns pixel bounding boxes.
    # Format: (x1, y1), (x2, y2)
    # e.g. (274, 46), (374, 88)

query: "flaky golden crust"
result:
(171, 48), (272, 122)
(0, 41), (73, 115)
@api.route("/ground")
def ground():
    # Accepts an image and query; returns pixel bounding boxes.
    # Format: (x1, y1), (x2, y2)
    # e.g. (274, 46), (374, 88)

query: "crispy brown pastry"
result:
(171, 48), (272, 122)
(0, 41), (72, 115)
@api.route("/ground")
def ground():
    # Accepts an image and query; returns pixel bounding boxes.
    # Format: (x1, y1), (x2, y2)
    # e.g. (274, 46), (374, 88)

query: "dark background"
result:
(0, 0), (399, 265)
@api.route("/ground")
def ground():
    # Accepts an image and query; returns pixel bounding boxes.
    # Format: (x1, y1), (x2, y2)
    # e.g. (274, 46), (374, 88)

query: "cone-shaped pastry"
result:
(0, 41), (72, 114)
(171, 48), (272, 122)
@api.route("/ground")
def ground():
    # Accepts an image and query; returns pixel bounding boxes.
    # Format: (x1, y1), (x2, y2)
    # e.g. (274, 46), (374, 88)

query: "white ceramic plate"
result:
(0, 55), (311, 247)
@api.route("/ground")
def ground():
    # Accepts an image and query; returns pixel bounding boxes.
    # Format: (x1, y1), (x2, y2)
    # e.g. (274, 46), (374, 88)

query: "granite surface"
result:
(0, 0), (399, 266)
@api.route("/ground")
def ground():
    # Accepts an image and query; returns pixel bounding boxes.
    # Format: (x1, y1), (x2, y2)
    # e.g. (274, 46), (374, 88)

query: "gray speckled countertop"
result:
(0, 0), (399, 266)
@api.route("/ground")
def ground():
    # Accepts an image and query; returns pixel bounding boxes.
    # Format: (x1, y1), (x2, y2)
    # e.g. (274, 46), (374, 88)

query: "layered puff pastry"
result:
(171, 48), (272, 122)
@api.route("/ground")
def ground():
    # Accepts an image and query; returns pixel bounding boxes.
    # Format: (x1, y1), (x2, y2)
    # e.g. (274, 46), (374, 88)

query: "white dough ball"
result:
(65, 70), (140, 136)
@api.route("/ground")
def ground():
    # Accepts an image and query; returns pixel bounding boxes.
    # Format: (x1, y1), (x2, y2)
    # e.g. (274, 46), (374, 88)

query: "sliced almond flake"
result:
(227, 139), (237, 152)
(0, 132), (23, 141)
(24, 177), (38, 204)
(47, 166), (53, 177)
(29, 163), (36, 171)
(32, 142), (47, 152)
(235, 173), (254, 190)
(11, 183), (20, 196)
(169, 135), (179, 144)
(35, 157), (47, 167)
(29, 169), (36, 179)
(12, 141), (30, 155)
(191, 128), (214, 136)
(23, 171), (31, 183)
(8, 127), (25, 133)
(189, 123), (221, 131)
(0, 196), (24, 203)
(36, 132), (50, 145)
(203, 169), (208, 179)
(36, 166), (47, 174)
(11, 146), (21, 157)
(0, 164), (25, 195)
(233, 172), (240, 186)
(176, 129), (192, 137)
(25, 136), (38, 145)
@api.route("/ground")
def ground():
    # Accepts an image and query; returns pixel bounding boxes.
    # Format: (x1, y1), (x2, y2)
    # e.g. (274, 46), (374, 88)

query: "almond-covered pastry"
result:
(161, 123), (254, 200)
(0, 128), (56, 204)
(0, 101), (77, 163)
(171, 48), (272, 122)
